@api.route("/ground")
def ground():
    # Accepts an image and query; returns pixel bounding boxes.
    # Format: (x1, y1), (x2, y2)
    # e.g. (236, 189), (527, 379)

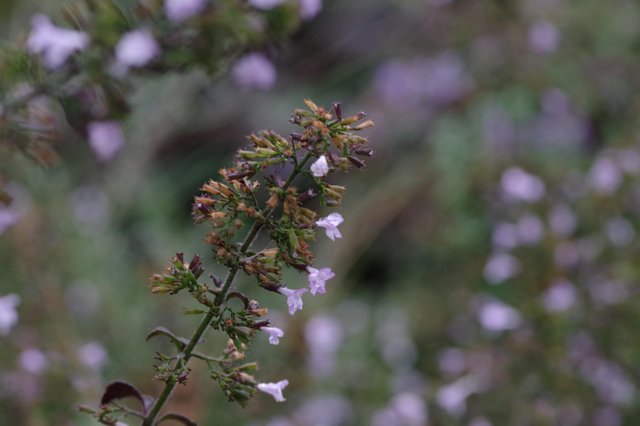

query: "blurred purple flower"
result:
(605, 217), (635, 246)
(257, 379), (289, 402)
(278, 287), (307, 315)
(164, 0), (207, 22)
(261, 326), (284, 345)
(529, 20), (560, 53)
(87, 121), (125, 162)
(615, 148), (640, 174)
(115, 29), (160, 69)
(248, 0), (285, 9)
(437, 375), (484, 416)
(588, 157), (622, 195)
(542, 280), (577, 312)
(307, 266), (335, 295)
(492, 223), (519, 249)
(300, 0), (322, 20)
(422, 52), (474, 105)
(316, 212), (343, 241)
(19, 349), (49, 375)
(306, 315), (343, 377)
(27, 14), (89, 69)
(78, 342), (108, 369)
(374, 53), (473, 107)
(231, 53), (277, 90)
(373, 392), (428, 426)
(483, 253), (520, 284)
(438, 348), (467, 376)
(548, 204), (577, 236)
(294, 394), (353, 426)
(0, 294), (20, 336)
(478, 299), (522, 332)
(0, 208), (17, 235)
(501, 167), (546, 202)
(516, 214), (544, 245)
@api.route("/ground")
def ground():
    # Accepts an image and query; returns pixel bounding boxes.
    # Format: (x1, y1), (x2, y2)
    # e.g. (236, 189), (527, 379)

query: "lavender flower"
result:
(300, 0), (322, 20)
(0, 294), (20, 336)
(483, 253), (520, 284)
(501, 167), (546, 202)
(0, 208), (17, 235)
(310, 155), (329, 177)
(78, 342), (108, 369)
(589, 157), (622, 195)
(478, 299), (522, 332)
(278, 287), (307, 315)
(164, 0), (207, 22)
(542, 280), (577, 313)
(307, 266), (335, 295)
(261, 326), (284, 345)
(87, 121), (125, 162)
(257, 379), (289, 402)
(26, 14), (89, 69)
(115, 29), (160, 69)
(19, 349), (49, 374)
(231, 53), (277, 90)
(316, 212), (343, 241)
(529, 20), (560, 54)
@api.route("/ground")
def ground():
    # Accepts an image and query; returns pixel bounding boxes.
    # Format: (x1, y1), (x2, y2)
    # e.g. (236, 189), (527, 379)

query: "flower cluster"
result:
(0, 0), (311, 167)
(90, 100), (373, 424)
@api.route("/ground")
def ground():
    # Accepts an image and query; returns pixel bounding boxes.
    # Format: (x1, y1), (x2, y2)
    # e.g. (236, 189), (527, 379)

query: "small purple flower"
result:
(248, 0), (285, 10)
(19, 349), (49, 374)
(87, 121), (125, 162)
(78, 342), (108, 369)
(27, 14), (89, 69)
(115, 29), (160, 69)
(257, 379), (289, 402)
(164, 0), (207, 22)
(278, 287), (307, 315)
(231, 53), (277, 90)
(310, 155), (329, 177)
(316, 213), (343, 241)
(0, 208), (17, 235)
(0, 294), (20, 336)
(307, 266), (335, 295)
(261, 326), (284, 345)
(478, 299), (522, 332)
(529, 20), (560, 54)
(300, 0), (322, 20)
(501, 167), (546, 203)
(483, 253), (520, 284)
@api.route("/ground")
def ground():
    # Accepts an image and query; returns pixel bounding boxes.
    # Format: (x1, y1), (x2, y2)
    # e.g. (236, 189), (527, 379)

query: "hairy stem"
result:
(142, 153), (312, 425)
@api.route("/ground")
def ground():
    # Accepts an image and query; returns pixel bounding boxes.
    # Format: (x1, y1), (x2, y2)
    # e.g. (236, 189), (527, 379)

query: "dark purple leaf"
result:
(158, 413), (198, 425)
(101, 381), (154, 414)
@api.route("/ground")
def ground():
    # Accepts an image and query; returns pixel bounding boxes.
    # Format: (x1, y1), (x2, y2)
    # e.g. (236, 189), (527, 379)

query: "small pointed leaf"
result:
(146, 326), (189, 350)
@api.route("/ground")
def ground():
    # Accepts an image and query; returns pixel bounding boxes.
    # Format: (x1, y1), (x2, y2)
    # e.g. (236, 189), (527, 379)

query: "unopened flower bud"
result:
(340, 111), (366, 125)
(353, 120), (375, 130)
(347, 155), (366, 169)
(333, 102), (342, 120)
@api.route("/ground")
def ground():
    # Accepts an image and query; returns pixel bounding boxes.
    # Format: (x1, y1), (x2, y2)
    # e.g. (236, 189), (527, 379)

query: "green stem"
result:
(142, 152), (312, 425)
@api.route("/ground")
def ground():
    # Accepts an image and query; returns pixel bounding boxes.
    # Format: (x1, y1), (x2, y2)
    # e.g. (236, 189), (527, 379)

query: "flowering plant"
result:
(75, 99), (373, 424)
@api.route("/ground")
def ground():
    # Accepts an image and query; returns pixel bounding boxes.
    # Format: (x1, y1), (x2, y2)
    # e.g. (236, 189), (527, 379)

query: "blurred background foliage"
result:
(3, 0), (640, 425)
